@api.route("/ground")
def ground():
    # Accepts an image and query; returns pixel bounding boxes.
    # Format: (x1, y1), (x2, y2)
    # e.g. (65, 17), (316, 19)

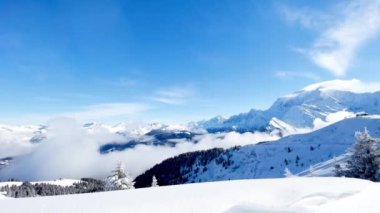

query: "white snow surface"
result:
(0, 178), (379, 212)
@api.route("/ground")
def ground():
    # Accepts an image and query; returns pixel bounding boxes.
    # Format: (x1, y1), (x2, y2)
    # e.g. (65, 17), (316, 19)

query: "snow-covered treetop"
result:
(354, 128), (379, 143)
(107, 162), (135, 190)
(151, 176), (159, 187)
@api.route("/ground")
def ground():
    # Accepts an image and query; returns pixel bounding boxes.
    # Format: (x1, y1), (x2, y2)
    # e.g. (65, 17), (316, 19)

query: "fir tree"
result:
(107, 162), (135, 190)
(335, 129), (380, 181)
(151, 176), (159, 187)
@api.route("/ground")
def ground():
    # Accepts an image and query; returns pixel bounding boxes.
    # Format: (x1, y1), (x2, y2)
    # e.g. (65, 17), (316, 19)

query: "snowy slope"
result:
(193, 116), (380, 180)
(135, 116), (380, 186)
(0, 178), (379, 212)
(198, 79), (380, 133)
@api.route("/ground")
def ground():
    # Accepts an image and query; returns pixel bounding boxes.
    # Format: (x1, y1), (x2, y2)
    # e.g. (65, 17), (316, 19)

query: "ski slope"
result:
(0, 177), (379, 212)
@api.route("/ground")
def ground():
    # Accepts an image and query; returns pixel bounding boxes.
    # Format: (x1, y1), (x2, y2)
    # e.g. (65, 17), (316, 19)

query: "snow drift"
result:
(0, 178), (379, 213)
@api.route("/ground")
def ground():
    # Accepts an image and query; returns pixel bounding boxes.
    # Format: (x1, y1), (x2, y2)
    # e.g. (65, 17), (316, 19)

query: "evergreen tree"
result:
(151, 176), (159, 187)
(107, 162), (135, 190)
(335, 129), (380, 181)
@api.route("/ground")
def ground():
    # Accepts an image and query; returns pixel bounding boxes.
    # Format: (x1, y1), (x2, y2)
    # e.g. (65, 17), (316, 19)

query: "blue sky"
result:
(1, 0), (380, 124)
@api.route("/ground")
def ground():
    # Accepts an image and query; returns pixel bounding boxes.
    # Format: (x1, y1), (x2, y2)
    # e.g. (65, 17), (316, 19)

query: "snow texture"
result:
(0, 178), (379, 212)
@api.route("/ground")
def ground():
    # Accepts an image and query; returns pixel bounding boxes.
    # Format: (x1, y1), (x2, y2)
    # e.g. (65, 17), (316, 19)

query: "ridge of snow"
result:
(267, 117), (310, 137)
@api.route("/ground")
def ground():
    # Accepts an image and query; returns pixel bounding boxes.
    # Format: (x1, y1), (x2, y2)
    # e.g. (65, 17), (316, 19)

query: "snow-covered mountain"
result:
(197, 79), (380, 134)
(134, 116), (380, 187)
(2, 79), (380, 182)
(2, 79), (380, 158)
(82, 122), (167, 136)
(99, 128), (198, 154)
(73, 79), (380, 148)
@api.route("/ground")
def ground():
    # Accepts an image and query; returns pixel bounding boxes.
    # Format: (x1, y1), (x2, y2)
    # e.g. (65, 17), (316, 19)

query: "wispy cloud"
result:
(151, 86), (195, 105)
(63, 103), (150, 121)
(301, 79), (380, 93)
(279, 6), (329, 29)
(31, 93), (100, 105)
(281, 0), (380, 76)
(5, 102), (150, 124)
(275, 71), (320, 81)
(311, 0), (380, 76)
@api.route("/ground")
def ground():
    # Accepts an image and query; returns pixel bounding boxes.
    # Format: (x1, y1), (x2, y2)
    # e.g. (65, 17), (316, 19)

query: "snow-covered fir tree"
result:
(151, 176), (159, 187)
(335, 129), (380, 181)
(107, 162), (135, 190)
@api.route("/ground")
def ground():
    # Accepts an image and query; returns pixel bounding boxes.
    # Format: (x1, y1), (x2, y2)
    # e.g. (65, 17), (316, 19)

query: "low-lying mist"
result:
(0, 118), (279, 181)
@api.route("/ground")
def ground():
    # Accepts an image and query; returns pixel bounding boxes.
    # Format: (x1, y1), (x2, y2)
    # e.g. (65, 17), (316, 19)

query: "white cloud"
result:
(313, 110), (356, 130)
(152, 86), (195, 105)
(0, 118), (279, 181)
(0, 118), (123, 181)
(63, 103), (149, 121)
(282, 0), (380, 76)
(0, 125), (37, 158)
(275, 71), (320, 81)
(279, 6), (329, 29)
(311, 0), (380, 76)
(3, 102), (150, 125)
(301, 79), (380, 93)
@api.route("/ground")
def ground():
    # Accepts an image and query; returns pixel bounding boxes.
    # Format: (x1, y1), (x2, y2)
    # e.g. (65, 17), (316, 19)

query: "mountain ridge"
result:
(196, 80), (380, 133)
(134, 116), (380, 187)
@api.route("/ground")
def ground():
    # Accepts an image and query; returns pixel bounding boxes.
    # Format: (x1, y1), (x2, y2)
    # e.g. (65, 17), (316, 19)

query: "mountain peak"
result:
(200, 79), (380, 132)
(281, 79), (380, 100)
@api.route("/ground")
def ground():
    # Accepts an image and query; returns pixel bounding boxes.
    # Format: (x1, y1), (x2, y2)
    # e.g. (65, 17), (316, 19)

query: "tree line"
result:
(1, 163), (159, 198)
